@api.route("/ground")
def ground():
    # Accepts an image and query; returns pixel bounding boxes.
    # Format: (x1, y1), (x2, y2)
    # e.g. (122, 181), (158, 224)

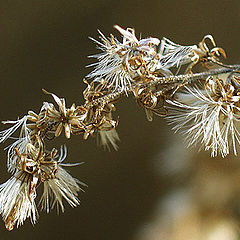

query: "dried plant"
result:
(0, 25), (239, 231)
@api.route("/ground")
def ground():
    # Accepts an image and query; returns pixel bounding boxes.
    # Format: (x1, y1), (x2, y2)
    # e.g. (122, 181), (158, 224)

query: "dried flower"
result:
(167, 74), (240, 157)
(42, 90), (87, 139)
(158, 37), (197, 71)
(0, 138), (84, 230)
(0, 171), (38, 231)
(134, 86), (167, 121)
(159, 35), (226, 73)
(40, 145), (85, 213)
(82, 80), (120, 147)
(87, 25), (160, 93)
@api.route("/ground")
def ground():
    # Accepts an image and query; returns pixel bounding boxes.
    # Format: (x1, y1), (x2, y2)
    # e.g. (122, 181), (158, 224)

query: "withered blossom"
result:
(96, 104), (120, 151)
(40, 145), (86, 213)
(87, 25), (160, 93)
(0, 137), (83, 230)
(167, 74), (240, 157)
(134, 85), (168, 121)
(83, 102), (119, 141)
(0, 171), (38, 231)
(159, 35), (226, 73)
(42, 90), (87, 139)
(82, 80), (120, 149)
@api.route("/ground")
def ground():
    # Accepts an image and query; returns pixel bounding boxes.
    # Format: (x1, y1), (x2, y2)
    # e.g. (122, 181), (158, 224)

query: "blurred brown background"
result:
(0, 0), (240, 239)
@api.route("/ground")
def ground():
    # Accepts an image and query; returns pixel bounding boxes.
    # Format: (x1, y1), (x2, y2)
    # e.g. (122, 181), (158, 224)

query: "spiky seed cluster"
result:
(0, 25), (238, 230)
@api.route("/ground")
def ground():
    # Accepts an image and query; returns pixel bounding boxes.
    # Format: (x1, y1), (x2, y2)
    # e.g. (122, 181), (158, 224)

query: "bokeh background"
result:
(0, 0), (240, 239)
